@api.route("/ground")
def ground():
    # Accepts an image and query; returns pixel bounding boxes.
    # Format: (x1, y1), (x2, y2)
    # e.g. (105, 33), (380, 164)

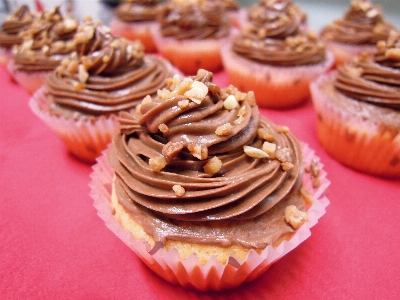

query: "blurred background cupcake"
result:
(30, 18), (177, 163)
(320, 0), (397, 66)
(151, 0), (232, 75)
(221, 0), (333, 109)
(110, 0), (163, 53)
(310, 30), (400, 178)
(0, 5), (36, 69)
(8, 6), (79, 94)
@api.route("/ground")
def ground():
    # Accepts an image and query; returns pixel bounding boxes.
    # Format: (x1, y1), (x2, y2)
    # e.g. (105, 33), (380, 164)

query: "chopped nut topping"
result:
(67, 60), (79, 73)
(158, 123), (169, 133)
(203, 156), (223, 175)
(157, 88), (175, 100)
(223, 95), (238, 110)
(176, 78), (193, 95)
(237, 105), (246, 117)
(172, 184), (185, 197)
(300, 187), (314, 206)
(149, 157), (167, 172)
(215, 123), (233, 136)
(162, 141), (184, 162)
(41, 45), (49, 55)
(178, 99), (189, 108)
(285, 205), (308, 229)
(78, 64), (89, 83)
(385, 48), (400, 60)
(243, 145), (269, 158)
(234, 115), (244, 125)
(188, 144), (208, 160)
(276, 147), (293, 163)
(245, 91), (256, 107)
(184, 81), (209, 104)
(257, 128), (275, 142)
(281, 162), (294, 171)
(262, 141), (276, 158)
(277, 125), (290, 133)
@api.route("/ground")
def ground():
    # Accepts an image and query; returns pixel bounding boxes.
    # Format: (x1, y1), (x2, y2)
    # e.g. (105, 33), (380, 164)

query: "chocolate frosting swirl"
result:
(12, 7), (78, 72)
(335, 31), (400, 109)
(321, 0), (396, 45)
(232, 0), (325, 66)
(109, 70), (305, 248)
(114, 0), (160, 22)
(0, 5), (35, 49)
(45, 21), (174, 118)
(158, 0), (230, 39)
(109, 71), (305, 247)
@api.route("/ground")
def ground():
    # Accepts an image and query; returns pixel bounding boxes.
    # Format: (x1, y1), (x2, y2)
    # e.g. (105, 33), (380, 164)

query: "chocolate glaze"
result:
(109, 71), (306, 248)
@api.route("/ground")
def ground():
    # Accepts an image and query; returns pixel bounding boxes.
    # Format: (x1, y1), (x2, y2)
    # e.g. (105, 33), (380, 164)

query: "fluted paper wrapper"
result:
(29, 86), (119, 163)
(310, 72), (400, 177)
(8, 60), (50, 95)
(90, 143), (330, 291)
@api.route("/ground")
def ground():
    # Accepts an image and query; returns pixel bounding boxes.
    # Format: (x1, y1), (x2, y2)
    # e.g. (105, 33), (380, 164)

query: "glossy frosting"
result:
(109, 70), (307, 248)
(0, 5), (35, 49)
(12, 7), (78, 72)
(321, 0), (396, 45)
(232, 0), (325, 66)
(335, 30), (400, 109)
(158, 0), (230, 39)
(45, 20), (174, 118)
(114, 0), (160, 22)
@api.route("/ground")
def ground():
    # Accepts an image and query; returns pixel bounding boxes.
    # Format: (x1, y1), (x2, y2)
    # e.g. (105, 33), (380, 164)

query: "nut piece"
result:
(262, 141), (276, 158)
(281, 162), (294, 171)
(188, 144), (208, 160)
(203, 156), (223, 175)
(243, 145), (269, 158)
(184, 81), (208, 104)
(223, 95), (238, 110)
(300, 187), (314, 206)
(149, 157), (167, 172)
(172, 184), (185, 197)
(257, 128), (275, 142)
(276, 147), (292, 163)
(284, 205), (308, 229)
(215, 123), (233, 136)
(178, 99), (190, 108)
(158, 123), (169, 133)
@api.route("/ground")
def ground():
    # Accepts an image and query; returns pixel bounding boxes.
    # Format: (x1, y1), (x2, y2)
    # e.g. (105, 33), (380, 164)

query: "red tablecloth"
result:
(1, 66), (399, 299)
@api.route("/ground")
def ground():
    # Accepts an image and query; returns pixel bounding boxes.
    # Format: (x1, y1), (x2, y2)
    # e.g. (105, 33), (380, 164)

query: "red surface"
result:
(1, 66), (399, 299)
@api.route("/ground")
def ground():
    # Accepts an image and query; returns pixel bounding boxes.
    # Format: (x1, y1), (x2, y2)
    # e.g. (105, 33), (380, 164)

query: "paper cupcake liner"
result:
(89, 143), (330, 291)
(110, 19), (158, 53)
(7, 59), (50, 95)
(220, 44), (334, 108)
(310, 72), (400, 177)
(151, 26), (231, 74)
(29, 86), (120, 163)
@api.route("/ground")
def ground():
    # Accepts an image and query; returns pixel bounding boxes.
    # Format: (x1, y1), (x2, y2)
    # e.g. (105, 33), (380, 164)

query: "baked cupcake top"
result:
(0, 5), (36, 49)
(321, 0), (396, 45)
(109, 69), (312, 248)
(12, 6), (78, 72)
(335, 30), (400, 110)
(114, 0), (161, 22)
(232, 0), (325, 66)
(45, 18), (174, 119)
(157, 0), (231, 39)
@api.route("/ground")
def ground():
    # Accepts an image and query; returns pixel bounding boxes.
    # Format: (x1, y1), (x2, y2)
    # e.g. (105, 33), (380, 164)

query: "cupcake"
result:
(209, 0), (241, 28)
(221, 0), (334, 109)
(29, 18), (177, 163)
(8, 6), (79, 95)
(0, 5), (36, 68)
(110, 0), (162, 53)
(320, 0), (397, 66)
(310, 30), (400, 178)
(90, 69), (330, 290)
(151, 0), (231, 75)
